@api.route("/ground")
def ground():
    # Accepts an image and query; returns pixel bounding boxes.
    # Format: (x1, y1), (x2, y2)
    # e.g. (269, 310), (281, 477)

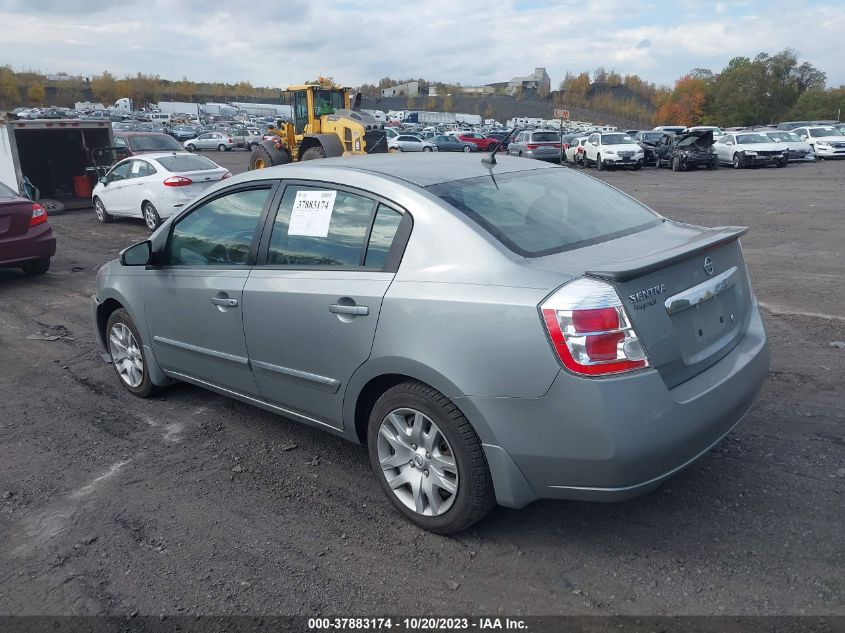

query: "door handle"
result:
(329, 304), (368, 316)
(211, 297), (238, 307)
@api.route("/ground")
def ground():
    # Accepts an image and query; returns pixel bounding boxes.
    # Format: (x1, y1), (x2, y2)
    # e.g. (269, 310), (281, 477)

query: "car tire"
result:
(249, 144), (291, 169)
(462, 145), (472, 153)
(106, 308), (155, 398)
(488, 143), (498, 152)
(217, 144), (227, 152)
(22, 257), (50, 275)
(777, 157), (788, 168)
(633, 161), (642, 171)
(672, 156), (683, 172)
(39, 198), (66, 216)
(597, 155), (604, 171)
(423, 146), (432, 152)
(142, 201), (161, 231)
(186, 144), (196, 152)
(733, 153), (743, 169)
(94, 197), (112, 223)
(367, 380), (496, 535)
(707, 157), (719, 170)
(301, 146), (326, 161)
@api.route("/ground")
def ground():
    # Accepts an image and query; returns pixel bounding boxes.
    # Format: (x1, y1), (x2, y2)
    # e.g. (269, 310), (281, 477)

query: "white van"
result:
(149, 113), (172, 125)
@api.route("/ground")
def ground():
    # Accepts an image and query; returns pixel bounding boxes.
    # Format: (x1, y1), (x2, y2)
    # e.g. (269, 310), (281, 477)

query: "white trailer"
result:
(157, 101), (202, 116)
(456, 113), (482, 125)
(0, 118), (114, 210)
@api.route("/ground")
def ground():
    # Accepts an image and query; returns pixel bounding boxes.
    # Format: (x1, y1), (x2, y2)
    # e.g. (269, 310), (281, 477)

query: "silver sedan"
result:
(184, 132), (235, 152)
(388, 134), (438, 152)
(92, 154), (769, 534)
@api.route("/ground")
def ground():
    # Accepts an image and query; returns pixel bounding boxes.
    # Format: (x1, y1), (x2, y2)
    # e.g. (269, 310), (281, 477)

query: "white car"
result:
(583, 132), (644, 170)
(184, 132), (235, 152)
(686, 126), (724, 140)
(92, 153), (231, 231)
(564, 137), (588, 164)
(792, 126), (845, 159)
(713, 133), (789, 168)
(758, 130), (815, 162)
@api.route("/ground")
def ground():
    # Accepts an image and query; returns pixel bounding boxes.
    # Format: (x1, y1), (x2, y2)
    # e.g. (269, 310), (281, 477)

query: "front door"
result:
(100, 160), (133, 214)
(145, 183), (277, 396)
(243, 184), (408, 427)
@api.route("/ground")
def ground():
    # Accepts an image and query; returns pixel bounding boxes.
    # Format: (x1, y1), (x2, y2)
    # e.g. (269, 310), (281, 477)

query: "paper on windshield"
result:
(288, 190), (337, 237)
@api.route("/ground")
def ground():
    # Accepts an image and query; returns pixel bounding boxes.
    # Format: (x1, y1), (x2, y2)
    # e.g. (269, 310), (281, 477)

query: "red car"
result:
(0, 181), (56, 275)
(456, 132), (499, 151)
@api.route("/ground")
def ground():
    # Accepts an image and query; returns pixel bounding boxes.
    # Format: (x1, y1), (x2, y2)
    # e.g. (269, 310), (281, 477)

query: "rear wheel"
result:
(106, 309), (154, 398)
(367, 380), (495, 534)
(22, 257), (50, 275)
(462, 145), (472, 153)
(94, 197), (112, 223)
(217, 144), (227, 152)
(301, 146), (326, 161)
(422, 146), (433, 152)
(142, 201), (161, 231)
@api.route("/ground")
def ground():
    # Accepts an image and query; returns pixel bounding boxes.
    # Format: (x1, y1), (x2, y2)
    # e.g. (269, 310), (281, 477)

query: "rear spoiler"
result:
(586, 226), (748, 282)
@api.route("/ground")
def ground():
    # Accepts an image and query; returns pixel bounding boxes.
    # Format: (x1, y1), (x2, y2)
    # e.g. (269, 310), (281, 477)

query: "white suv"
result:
(792, 126), (845, 159)
(584, 132), (644, 170)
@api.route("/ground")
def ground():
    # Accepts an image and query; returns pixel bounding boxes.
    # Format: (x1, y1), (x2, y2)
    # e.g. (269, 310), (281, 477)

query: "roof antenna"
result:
(482, 127), (517, 166)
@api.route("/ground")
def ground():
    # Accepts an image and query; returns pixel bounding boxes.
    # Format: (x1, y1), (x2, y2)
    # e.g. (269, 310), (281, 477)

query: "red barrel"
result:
(73, 175), (93, 198)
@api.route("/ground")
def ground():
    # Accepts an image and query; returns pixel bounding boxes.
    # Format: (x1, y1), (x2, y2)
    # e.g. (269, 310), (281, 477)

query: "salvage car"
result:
(655, 129), (719, 171)
(633, 130), (667, 165)
(91, 154), (770, 534)
(713, 133), (788, 168)
(584, 132), (644, 170)
(92, 153), (231, 231)
(0, 180), (56, 275)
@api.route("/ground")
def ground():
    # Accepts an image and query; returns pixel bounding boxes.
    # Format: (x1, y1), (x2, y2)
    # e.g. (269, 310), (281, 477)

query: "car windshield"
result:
(128, 134), (184, 151)
(532, 133), (559, 142)
(767, 132), (801, 142)
(736, 134), (770, 144)
(809, 127), (838, 137)
(640, 132), (664, 141)
(427, 168), (660, 257)
(602, 134), (635, 145)
(155, 155), (219, 172)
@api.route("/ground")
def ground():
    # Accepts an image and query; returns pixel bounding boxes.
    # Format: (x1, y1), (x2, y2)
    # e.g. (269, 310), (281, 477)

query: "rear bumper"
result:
(460, 301), (770, 508)
(0, 223), (56, 267)
(524, 150), (562, 161)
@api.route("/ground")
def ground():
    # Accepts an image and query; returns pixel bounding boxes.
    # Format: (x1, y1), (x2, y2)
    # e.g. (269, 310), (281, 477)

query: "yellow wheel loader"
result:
(249, 80), (388, 169)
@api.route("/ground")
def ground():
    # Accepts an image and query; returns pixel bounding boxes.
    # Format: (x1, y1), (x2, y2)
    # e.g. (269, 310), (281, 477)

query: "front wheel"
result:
(367, 381), (495, 534)
(185, 144), (196, 152)
(106, 308), (155, 398)
(597, 155), (604, 171)
(672, 156), (683, 172)
(733, 153), (743, 169)
(777, 157), (788, 168)
(94, 197), (112, 223)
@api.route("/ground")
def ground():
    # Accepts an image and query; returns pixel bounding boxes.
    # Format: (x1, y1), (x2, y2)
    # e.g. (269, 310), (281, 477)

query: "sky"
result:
(0, 0), (843, 90)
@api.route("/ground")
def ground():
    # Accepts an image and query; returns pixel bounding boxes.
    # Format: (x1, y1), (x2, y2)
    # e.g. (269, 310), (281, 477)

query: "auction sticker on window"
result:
(288, 190), (337, 237)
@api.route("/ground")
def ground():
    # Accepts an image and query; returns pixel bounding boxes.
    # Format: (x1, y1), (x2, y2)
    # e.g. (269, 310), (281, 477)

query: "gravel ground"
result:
(0, 153), (843, 617)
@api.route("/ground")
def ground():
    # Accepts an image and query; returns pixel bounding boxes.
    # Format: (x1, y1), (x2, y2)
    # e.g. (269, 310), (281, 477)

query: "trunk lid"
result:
(0, 199), (34, 238)
(173, 168), (229, 198)
(530, 222), (754, 388)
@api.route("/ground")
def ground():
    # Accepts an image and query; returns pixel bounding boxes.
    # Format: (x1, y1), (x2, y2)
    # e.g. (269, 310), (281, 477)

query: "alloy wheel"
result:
(95, 200), (105, 221)
(377, 408), (459, 517)
(109, 323), (144, 388)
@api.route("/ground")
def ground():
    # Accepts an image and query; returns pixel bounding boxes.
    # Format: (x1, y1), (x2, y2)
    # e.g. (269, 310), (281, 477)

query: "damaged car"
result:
(713, 132), (789, 169)
(655, 129), (719, 171)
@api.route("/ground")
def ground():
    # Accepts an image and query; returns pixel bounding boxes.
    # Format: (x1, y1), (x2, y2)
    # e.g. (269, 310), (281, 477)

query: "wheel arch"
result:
(299, 134), (345, 158)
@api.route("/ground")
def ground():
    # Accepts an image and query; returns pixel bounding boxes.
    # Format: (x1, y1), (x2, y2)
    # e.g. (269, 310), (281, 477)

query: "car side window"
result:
(114, 136), (127, 148)
(364, 205), (403, 269)
(109, 161), (132, 181)
(266, 186), (376, 267)
(165, 188), (271, 266)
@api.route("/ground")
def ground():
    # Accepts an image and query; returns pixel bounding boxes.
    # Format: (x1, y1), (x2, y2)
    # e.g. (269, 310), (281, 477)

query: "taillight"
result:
(228, 137), (233, 143)
(163, 176), (193, 187)
(564, 143), (571, 149)
(552, 143), (561, 148)
(527, 144), (539, 149)
(540, 277), (648, 376)
(221, 172), (232, 180)
(577, 147), (584, 153)
(29, 203), (47, 227)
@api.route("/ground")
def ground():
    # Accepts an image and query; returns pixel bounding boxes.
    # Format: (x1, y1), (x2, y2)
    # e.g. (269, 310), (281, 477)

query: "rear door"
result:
(243, 183), (411, 428)
(145, 182), (278, 395)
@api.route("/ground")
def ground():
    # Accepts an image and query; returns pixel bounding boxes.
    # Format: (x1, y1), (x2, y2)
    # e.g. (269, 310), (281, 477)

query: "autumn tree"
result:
(91, 71), (117, 104)
(653, 75), (709, 126)
(27, 82), (46, 105)
(443, 94), (454, 112)
(0, 66), (20, 107)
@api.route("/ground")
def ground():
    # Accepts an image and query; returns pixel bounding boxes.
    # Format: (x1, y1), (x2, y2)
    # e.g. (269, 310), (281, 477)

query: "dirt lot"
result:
(1, 154), (843, 617)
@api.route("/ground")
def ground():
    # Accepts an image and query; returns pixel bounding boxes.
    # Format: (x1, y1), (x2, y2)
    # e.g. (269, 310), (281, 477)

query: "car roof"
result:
(125, 151), (193, 161)
(236, 153), (558, 187)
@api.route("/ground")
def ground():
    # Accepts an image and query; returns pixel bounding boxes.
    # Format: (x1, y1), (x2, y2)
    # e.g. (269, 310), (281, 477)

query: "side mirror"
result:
(120, 240), (152, 267)
(99, 176), (109, 185)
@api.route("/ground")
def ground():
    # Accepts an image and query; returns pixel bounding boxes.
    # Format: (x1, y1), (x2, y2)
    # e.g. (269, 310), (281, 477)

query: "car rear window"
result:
(127, 134), (184, 151)
(155, 155), (219, 172)
(427, 168), (660, 257)
(532, 132), (559, 142)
